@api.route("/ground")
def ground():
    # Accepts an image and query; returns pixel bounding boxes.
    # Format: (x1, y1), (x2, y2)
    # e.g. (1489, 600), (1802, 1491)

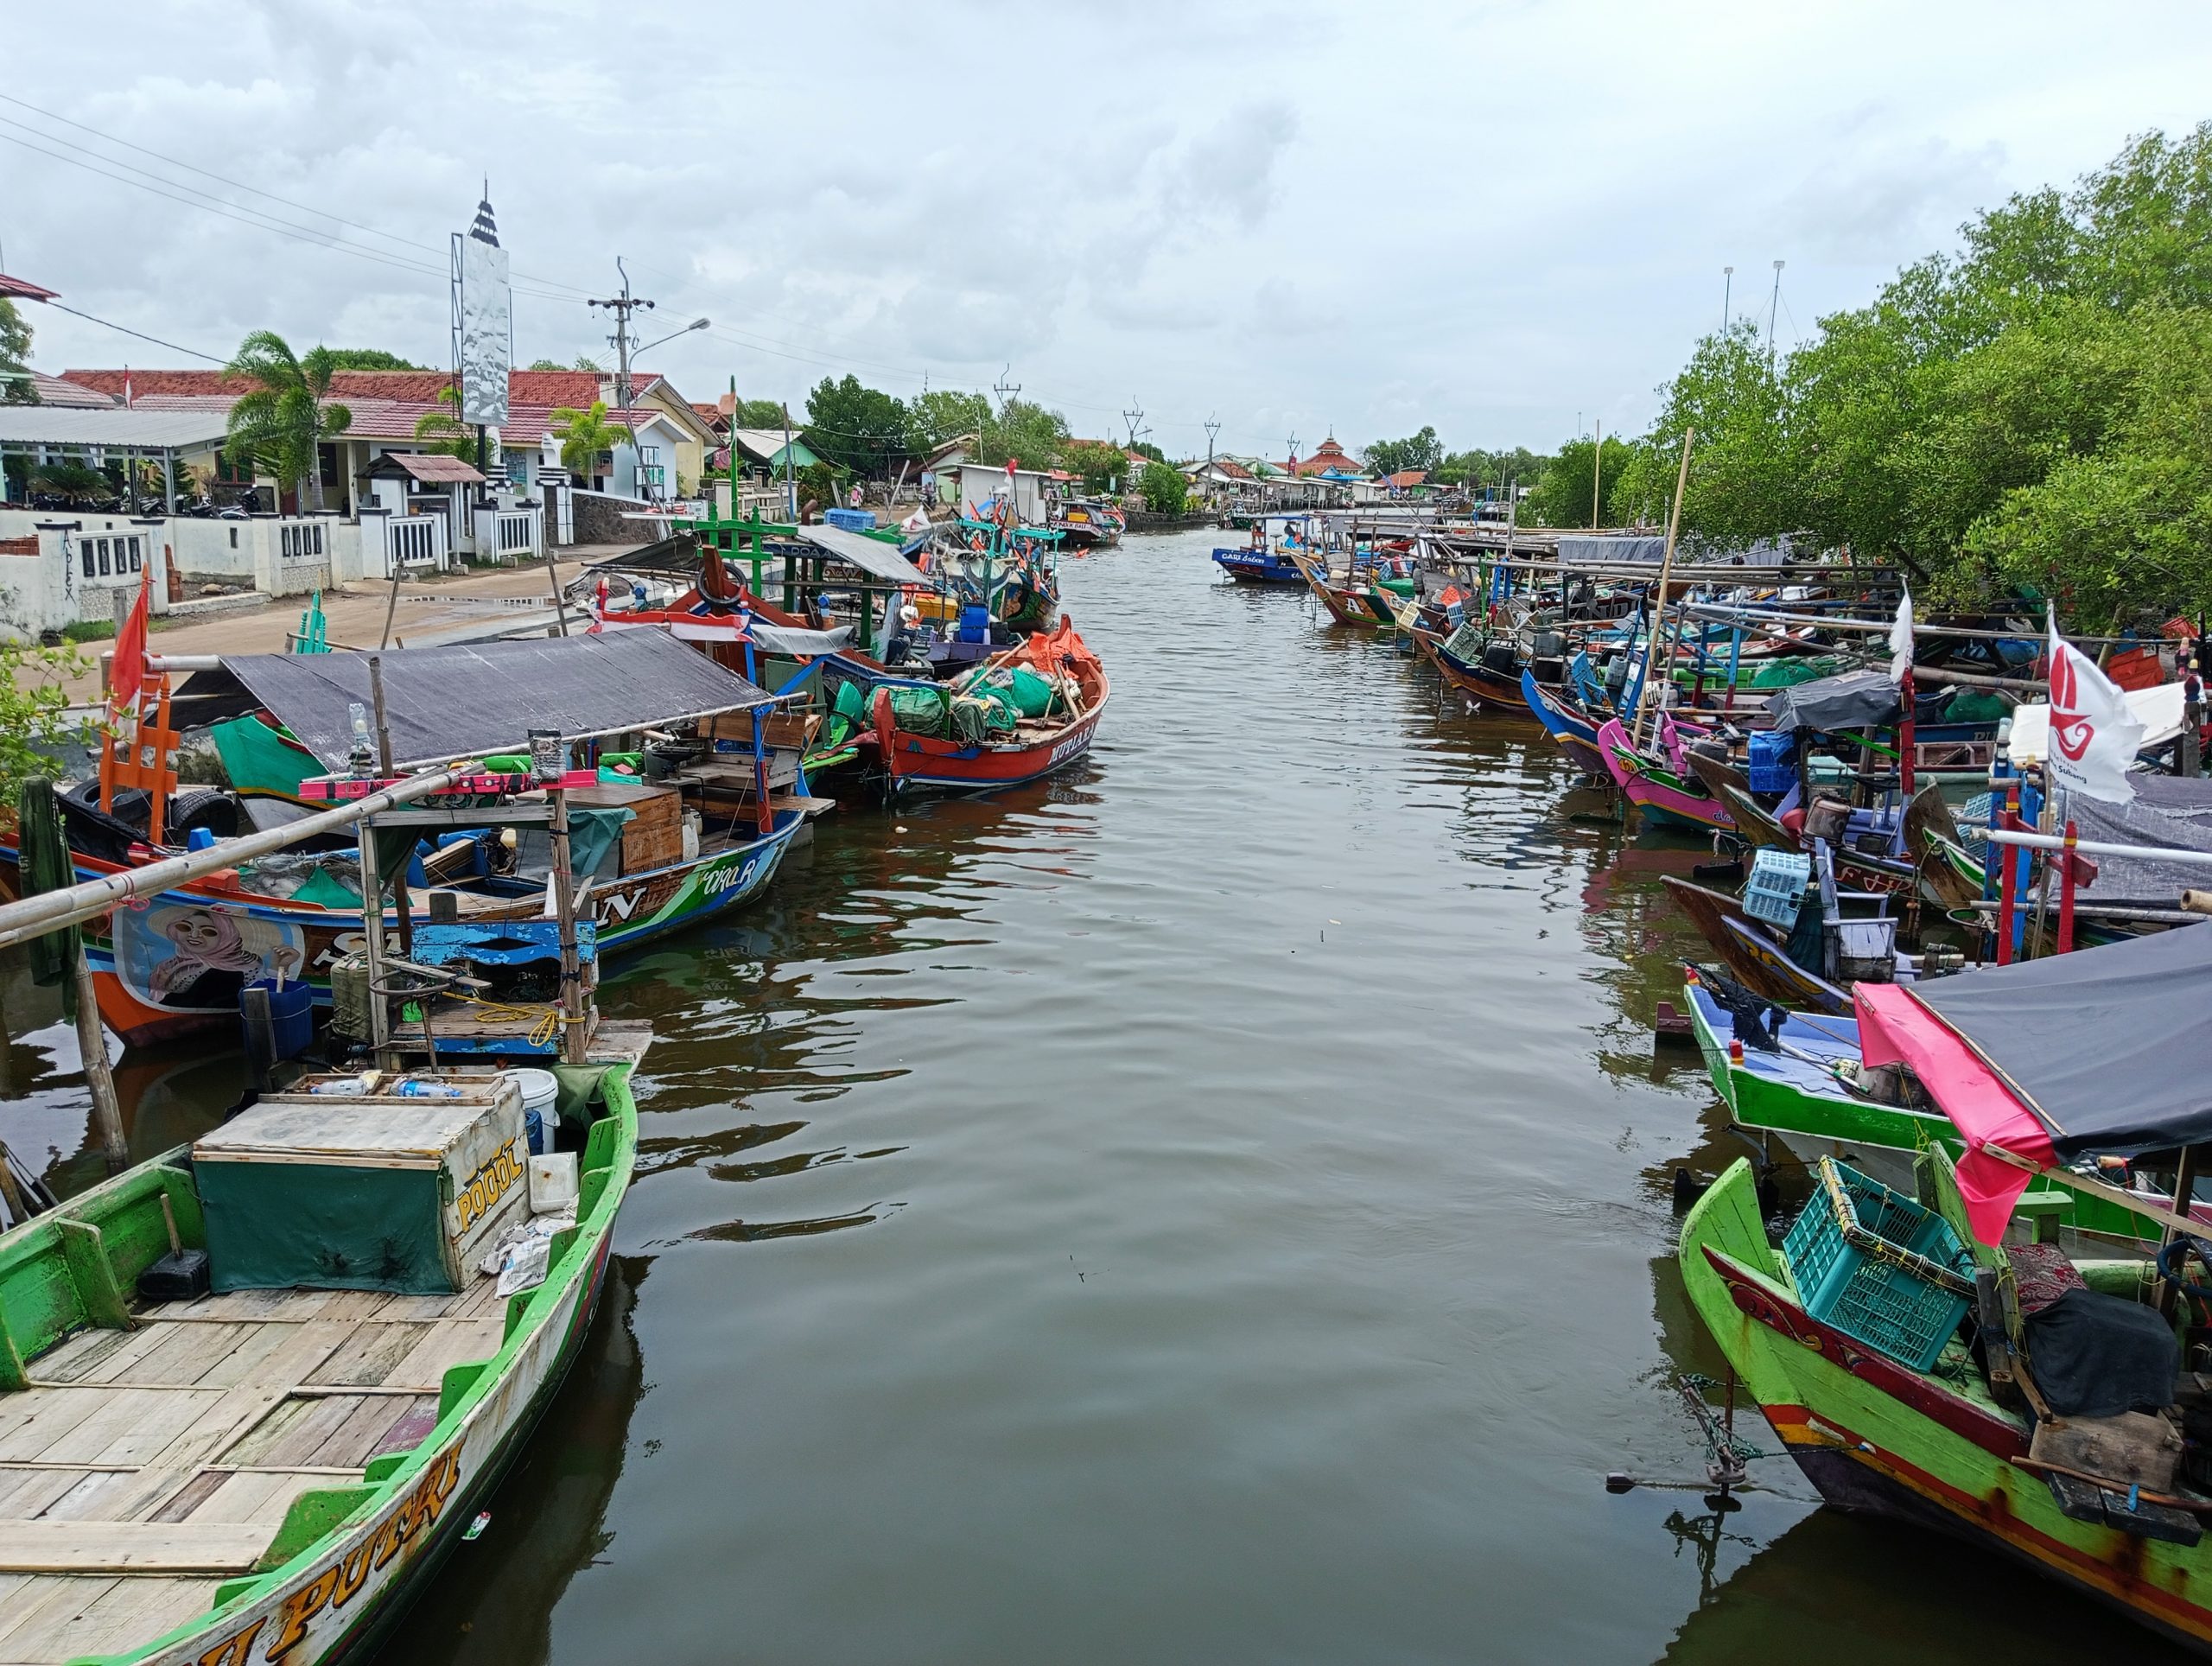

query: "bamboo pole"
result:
(1632, 429), (1694, 750)
(0, 765), (468, 953)
(72, 943), (130, 1175)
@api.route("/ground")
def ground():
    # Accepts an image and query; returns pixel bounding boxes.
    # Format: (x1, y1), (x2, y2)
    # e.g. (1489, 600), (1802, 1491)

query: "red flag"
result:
(110, 563), (151, 709)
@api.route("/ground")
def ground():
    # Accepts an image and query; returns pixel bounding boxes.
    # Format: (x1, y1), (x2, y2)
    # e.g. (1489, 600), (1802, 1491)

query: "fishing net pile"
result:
(883, 664), (1072, 743)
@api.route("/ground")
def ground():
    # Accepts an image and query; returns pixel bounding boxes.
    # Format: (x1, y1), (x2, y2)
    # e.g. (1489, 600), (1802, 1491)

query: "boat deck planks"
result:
(0, 1272), (512, 1661)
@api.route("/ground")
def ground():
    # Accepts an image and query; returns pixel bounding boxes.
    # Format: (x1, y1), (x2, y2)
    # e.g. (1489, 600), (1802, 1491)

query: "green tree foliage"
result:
(1063, 439), (1128, 493)
(803, 374), (911, 476)
(550, 401), (621, 484)
(411, 386), (479, 461)
(1437, 446), (1552, 498)
(222, 332), (353, 510)
(320, 348), (426, 371)
(28, 461), (115, 503)
(1626, 122), (2212, 620)
(794, 461), (842, 515)
(1136, 461), (1188, 514)
(1128, 439), (1166, 465)
(1367, 425), (1444, 477)
(730, 395), (791, 429)
(0, 297), (33, 406)
(979, 397), (1071, 470)
(0, 645), (102, 808)
(1524, 435), (1638, 527)
(907, 389), (990, 451)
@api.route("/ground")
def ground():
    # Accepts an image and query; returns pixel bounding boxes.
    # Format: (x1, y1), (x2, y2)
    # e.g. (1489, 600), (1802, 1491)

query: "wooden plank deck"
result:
(0, 1271), (512, 1662)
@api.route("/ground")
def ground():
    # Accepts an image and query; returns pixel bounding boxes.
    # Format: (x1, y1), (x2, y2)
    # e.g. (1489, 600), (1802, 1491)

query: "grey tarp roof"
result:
(172, 630), (773, 770)
(1764, 668), (1903, 732)
(749, 620), (854, 656)
(791, 524), (931, 586)
(1912, 921), (2212, 1156)
(2067, 775), (2212, 905)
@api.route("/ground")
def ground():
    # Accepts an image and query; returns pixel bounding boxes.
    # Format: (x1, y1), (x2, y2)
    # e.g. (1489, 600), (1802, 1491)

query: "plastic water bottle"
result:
(390, 1078), (464, 1099)
(308, 1074), (372, 1096)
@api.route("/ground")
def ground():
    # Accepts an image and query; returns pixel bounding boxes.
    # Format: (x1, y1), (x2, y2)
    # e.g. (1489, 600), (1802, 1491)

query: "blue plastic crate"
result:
(1743, 849), (1812, 926)
(1745, 730), (1796, 795)
(1783, 1159), (1974, 1370)
(824, 507), (877, 531)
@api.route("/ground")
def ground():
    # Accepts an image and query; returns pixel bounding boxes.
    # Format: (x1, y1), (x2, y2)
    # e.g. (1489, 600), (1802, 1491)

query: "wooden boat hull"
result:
(3, 1061), (639, 1666)
(870, 681), (1109, 795)
(1519, 670), (1611, 779)
(1681, 1160), (2212, 1650)
(1211, 550), (1306, 585)
(1660, 876), (1850, 1013)
(1286, 552), (1383, 626)
(0, 817), (802, 1048)
(1595, 719), (1733, 833)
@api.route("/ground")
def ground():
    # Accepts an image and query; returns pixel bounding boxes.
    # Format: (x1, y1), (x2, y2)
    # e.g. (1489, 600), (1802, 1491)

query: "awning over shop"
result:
(171, 630), (774, 770)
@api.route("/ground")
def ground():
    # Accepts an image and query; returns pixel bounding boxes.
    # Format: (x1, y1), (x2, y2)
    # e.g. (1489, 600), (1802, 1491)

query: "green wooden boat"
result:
(1681, 1149), (2212, 1651)
(1684, 976), (2167, 1243)
(0, 1052), (640, 1664)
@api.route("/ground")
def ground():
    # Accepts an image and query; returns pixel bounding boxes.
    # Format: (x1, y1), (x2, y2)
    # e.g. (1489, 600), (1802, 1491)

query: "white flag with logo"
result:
(1888, 589), (1913, 684)
(2045, 609), (2144, 803)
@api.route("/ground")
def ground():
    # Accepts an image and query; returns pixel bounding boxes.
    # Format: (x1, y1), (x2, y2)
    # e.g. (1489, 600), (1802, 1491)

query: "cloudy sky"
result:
(6, 0), (2210, 461)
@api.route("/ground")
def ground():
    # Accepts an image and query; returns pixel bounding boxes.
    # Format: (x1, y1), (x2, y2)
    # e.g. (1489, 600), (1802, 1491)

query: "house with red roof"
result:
(54, 367), (714, 513)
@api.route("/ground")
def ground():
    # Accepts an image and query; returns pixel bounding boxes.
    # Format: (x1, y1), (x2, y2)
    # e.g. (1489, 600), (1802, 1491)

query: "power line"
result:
(41, 301), (226, 364)
(0, 93), (597, 303)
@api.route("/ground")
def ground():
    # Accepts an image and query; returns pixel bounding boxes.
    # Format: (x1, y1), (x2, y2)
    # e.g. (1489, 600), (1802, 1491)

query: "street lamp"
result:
(636, 316), (710, 356)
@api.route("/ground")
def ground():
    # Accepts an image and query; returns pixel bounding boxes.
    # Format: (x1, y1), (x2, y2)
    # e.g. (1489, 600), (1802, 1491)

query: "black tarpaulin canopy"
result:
(1764, 668), (1904, 733)
(1910, 922), (2212, 1156)
(172, 631), (775, 770)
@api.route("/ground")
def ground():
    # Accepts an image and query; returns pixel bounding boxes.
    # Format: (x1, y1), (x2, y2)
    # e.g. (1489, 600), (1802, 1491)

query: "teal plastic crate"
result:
(1783, 1159), (1975, 1370)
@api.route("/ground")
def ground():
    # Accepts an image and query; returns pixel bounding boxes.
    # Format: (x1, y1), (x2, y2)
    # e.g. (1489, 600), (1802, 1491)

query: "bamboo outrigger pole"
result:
(1632, 429), (1695, 750)
(0, 765), (470, 954)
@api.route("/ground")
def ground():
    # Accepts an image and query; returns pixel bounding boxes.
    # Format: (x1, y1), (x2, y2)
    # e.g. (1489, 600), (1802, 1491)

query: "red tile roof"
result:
(1285, 437), (1363, 478)
(369, 452), (486, 484)
(0, 274), (60, 302)
(60, 367), (671, 412)
(1382, 469), (1427, 488)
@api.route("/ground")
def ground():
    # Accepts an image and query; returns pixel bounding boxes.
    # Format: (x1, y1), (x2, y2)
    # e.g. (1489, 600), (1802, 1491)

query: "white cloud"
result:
(3, 0), (2210, 456)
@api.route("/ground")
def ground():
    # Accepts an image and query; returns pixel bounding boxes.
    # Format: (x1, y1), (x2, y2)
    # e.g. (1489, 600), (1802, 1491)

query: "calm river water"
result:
(0, 529), (2173, 1663)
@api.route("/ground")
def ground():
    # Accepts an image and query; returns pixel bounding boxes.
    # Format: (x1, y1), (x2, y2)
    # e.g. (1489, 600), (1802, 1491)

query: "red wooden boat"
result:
(868, 617), (1109, 795)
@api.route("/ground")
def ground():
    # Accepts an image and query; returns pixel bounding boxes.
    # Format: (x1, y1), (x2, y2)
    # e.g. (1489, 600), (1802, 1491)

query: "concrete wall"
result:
(569, 489), (658, 546)
(0, 526), (172, 642)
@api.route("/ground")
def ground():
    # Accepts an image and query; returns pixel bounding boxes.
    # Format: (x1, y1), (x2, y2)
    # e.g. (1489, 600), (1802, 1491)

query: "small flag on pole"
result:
(1888, 588), (1913, 684)
(2045, 607), (2144, 804)
(109, 563), (152, 709)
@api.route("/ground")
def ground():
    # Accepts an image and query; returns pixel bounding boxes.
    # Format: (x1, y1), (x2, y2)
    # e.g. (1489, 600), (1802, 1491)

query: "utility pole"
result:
(1590, 418), (1602, 531)
(991, 364), (1020, 466)
(1767, 259), (1785, 358)
(1205, 414), (1221, 509)
(1723, 265), (1734, 330)
(588, 258), (655, 495)
(1123, 399), (1146, 452)
(781, 402), (796, 522)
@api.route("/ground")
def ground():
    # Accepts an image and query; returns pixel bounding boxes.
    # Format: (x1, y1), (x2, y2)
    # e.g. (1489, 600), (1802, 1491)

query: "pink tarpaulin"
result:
(1854, 982), (2056, 1244)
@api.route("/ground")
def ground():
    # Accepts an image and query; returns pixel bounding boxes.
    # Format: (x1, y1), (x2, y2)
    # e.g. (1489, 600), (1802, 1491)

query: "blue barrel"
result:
(242, 976), (314, 1060)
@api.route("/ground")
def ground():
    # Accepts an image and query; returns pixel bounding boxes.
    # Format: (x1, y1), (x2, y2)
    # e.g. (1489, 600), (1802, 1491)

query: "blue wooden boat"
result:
(1211, 546), (1307, 585)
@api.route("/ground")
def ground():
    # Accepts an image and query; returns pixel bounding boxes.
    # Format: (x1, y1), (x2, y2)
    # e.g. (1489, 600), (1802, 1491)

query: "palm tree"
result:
(551, 401), (622, 488)
(221, 331), (353, 511)
(412, 386), (478, 462)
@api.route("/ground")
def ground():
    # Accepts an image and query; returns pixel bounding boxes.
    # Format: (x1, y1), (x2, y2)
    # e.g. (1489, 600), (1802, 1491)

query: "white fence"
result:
(471, 505), (543, 563)
(365, 512), (450, 579)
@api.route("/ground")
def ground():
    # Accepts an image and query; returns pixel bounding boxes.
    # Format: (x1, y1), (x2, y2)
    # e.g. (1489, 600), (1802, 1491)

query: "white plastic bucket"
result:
(501, 1068), (560, 1155)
